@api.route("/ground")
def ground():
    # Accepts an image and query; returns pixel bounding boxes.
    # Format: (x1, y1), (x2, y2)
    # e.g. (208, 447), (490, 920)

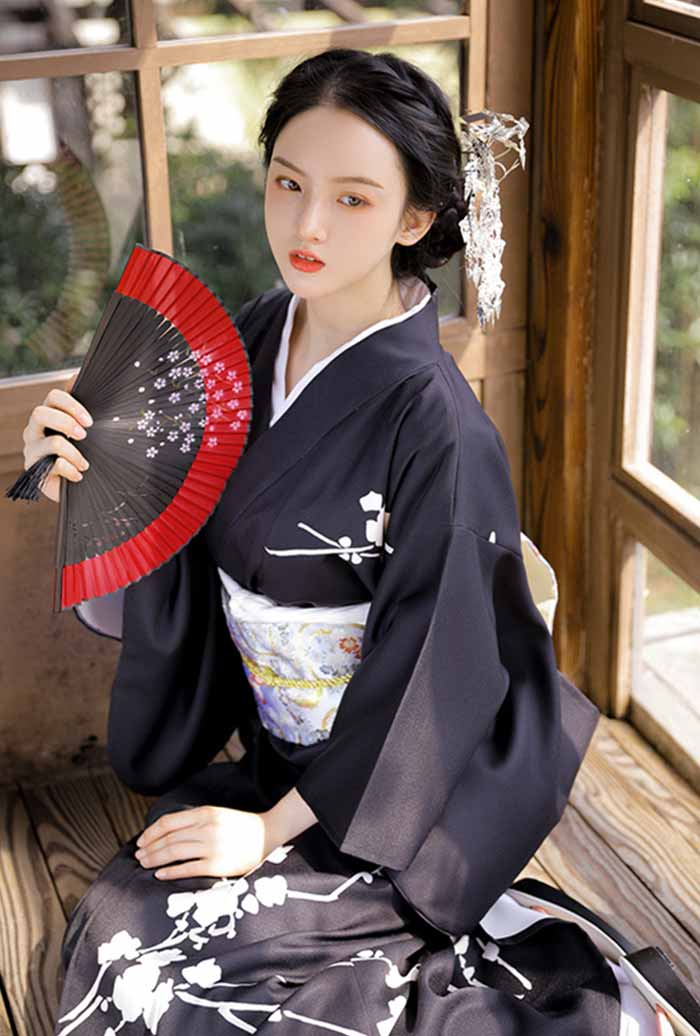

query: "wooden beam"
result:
(0, 16), (471, 81)
(527, 0), (603, 686)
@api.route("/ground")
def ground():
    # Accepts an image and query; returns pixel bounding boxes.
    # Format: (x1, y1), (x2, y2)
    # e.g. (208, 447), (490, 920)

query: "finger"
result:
(136, 829), (206, 863)
(137, 807), (209, 849)
(154, 859), (216, 881)
(45, 386), (92, 427)
(25, 434), (89, 474)
(136, 839), (205, 871)
(43, 456), (85, 484)
(25, 403), (91, 447)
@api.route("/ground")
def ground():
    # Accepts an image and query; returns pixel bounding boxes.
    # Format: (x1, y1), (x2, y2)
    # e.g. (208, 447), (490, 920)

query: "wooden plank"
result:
(516, 854), (559, 886)
(0, 785), (65, 1036)
(0, 996), (12, 1036)
(624, 21), (700, 98)
(569, 729), (700, 948)
(538, 804), (700, 996)
(527, 0), (602, 686)
(135, 66), (173, 254)
(482, 370), (525, 517)
(602, 717), (700, 854)
(88, 768), (154, 846)
(609, 478), (700, 594)
(20, 777), (120, 920)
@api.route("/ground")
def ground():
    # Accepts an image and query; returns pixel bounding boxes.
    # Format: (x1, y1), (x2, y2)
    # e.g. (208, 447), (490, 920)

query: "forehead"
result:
(272, 105), (405, 182)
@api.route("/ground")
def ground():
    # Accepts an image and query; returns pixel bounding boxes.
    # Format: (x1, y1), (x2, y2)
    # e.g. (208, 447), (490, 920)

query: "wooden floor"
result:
(0, 715), (698, 1035)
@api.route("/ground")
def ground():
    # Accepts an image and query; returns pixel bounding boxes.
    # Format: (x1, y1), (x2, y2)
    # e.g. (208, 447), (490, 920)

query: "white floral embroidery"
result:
(264, 489), (393, 566)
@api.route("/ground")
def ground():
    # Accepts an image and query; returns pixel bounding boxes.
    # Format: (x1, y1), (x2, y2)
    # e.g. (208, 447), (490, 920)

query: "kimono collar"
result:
(269, 274), (434, 427)
(209, 271), (442, 535)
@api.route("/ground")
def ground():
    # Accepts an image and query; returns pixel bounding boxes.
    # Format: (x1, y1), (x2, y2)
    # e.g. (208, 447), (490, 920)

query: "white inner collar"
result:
(269, 276), (432, 428)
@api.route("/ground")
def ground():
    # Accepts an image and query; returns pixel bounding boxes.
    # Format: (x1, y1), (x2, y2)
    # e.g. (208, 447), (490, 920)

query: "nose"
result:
(295, 194), (327, 244)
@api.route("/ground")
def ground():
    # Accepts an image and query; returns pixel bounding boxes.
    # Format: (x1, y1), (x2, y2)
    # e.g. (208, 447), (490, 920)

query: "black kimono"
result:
(55, 274), (648, 1035)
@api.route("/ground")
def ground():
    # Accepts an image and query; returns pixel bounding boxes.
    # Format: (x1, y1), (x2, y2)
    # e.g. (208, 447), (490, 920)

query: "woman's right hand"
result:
(22, 373), (93, 503)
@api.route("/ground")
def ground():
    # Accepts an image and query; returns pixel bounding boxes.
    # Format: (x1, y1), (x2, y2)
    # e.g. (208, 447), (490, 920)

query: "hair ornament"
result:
(457, 109), (530, 329)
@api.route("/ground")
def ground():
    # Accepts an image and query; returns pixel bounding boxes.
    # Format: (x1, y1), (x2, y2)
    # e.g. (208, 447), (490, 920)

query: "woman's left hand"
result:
(134, 805), (269, 880)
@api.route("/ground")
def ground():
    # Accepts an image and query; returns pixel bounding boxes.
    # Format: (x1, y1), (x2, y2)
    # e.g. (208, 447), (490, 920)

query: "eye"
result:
(274, 177), (367, 208)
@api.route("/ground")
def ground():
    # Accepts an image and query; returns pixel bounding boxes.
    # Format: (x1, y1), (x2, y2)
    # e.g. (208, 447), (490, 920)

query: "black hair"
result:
(257, 47), (468, 283)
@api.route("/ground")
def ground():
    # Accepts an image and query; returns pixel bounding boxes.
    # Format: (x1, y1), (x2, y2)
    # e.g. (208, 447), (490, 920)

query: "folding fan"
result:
(5, 244), (253, 614)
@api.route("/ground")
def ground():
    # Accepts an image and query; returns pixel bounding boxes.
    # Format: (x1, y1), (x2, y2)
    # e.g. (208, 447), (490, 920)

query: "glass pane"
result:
(157, 0), (463, 39)
(164, 42), (463, 320)
(651, 92), (700, 500)
(0, 73), (145, 378)
(630, 543), (700, 773)
(0, 1), (130, 52)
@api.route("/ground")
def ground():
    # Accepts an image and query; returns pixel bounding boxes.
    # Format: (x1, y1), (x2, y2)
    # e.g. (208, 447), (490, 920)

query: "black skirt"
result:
(53, 748), (652, 1036)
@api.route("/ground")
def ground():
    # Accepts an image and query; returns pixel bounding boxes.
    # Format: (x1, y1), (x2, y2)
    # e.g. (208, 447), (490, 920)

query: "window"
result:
(0, 0), (533, 515)
(592, 3), (700, 789)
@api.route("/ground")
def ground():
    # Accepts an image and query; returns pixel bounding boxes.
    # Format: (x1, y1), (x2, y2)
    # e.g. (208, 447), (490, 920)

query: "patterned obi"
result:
(217, 567), (371, 746)
(216, 531), (559, 749)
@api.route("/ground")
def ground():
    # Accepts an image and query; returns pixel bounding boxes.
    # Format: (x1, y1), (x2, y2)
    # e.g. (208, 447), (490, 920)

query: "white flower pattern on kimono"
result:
(56, 845), (388, 1036)
(264, 488), (394, 565)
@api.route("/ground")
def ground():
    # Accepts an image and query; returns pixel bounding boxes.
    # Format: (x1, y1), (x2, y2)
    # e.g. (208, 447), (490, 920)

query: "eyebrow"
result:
(271, 156), (385, 190)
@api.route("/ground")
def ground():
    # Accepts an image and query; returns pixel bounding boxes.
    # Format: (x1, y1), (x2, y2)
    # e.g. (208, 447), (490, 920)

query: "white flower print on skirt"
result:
(54, 757), (643, 1036)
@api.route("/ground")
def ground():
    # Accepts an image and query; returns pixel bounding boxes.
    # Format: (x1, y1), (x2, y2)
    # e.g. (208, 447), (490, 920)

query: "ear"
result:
(396, 207), (437, 248)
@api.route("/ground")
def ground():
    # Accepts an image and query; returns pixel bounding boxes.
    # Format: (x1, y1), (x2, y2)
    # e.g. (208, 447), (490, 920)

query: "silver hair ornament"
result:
(458, 109), (529, 329)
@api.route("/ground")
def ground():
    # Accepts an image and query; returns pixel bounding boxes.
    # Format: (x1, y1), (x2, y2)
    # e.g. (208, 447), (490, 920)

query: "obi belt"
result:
(216, 531), (558, 750)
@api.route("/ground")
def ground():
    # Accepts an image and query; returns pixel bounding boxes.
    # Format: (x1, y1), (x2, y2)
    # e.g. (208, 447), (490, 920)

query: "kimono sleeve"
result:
(294, 383), (565, 876)
(105, 525), (255, 796)
(72, 292), (265, 795)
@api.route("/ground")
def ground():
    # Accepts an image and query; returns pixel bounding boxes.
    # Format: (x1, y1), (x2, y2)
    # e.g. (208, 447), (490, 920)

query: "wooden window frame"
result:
(589, 2), (700, 781)
(0, 0), (536, 525)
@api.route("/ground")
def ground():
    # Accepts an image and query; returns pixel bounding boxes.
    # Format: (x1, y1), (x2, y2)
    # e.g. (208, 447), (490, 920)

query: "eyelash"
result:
(275, 176), (368, 208)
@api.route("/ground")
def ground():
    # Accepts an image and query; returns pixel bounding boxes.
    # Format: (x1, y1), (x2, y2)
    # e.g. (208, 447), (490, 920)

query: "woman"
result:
(22, 48), (686, 1036)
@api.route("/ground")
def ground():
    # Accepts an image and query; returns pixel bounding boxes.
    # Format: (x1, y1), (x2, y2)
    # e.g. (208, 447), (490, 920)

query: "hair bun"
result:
(417, 180), (469, 270)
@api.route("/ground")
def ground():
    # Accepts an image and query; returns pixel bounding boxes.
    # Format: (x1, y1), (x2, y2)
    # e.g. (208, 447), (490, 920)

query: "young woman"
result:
(22, 47), (690, 1036)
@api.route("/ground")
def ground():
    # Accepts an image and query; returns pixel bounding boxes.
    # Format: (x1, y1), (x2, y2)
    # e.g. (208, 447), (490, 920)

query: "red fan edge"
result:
(58, 244), (255, 609)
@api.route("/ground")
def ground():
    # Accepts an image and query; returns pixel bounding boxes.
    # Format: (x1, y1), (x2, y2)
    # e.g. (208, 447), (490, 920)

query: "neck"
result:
(291, 270), (407, 365)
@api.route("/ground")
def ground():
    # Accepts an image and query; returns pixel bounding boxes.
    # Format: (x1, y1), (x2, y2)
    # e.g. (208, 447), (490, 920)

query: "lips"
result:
(289, 251), (326, 273)
(289, 250), (324, 265)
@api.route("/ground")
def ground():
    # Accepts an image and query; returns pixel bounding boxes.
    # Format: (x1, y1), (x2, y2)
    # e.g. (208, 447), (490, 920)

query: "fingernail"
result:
(81, 459), (90, 470)
(76, 472), (83, 481)
(82, 413), (93, 426)
(73, 425), (86, 438)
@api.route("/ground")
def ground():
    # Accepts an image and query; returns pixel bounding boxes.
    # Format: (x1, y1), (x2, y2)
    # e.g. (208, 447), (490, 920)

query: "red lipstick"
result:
(289, 250), (325, 272)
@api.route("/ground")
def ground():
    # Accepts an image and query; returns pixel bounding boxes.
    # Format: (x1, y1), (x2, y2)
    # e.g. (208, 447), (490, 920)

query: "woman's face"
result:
(263, 104), (425, 299)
